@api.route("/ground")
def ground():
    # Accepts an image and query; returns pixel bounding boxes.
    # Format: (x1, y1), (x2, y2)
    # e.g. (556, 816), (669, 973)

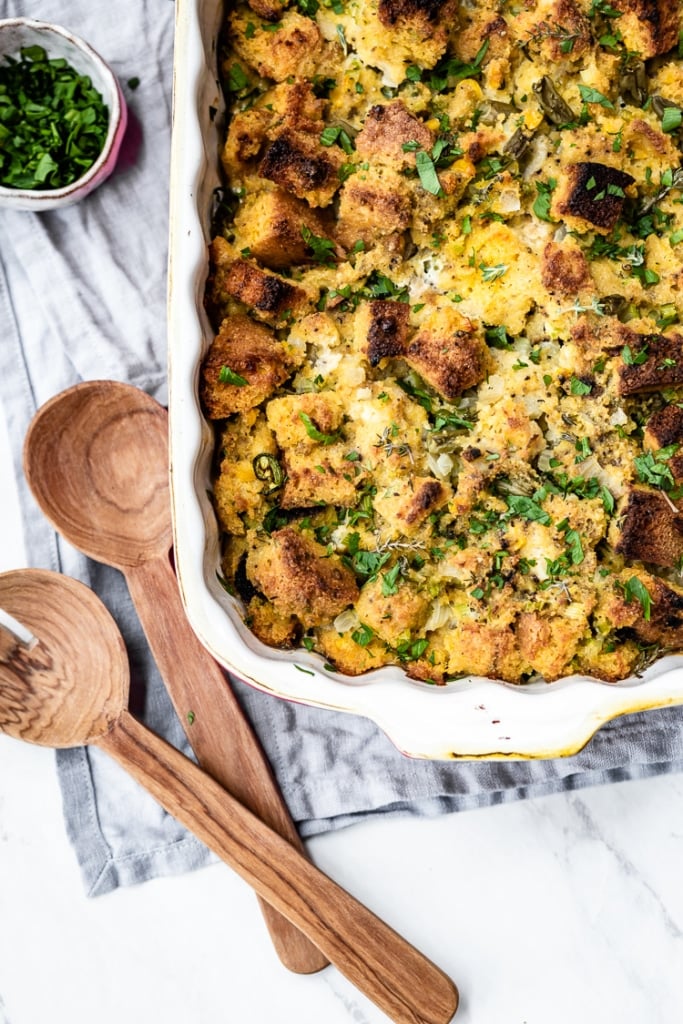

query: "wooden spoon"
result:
(0, 569), (459, 1024)
(23, 379), (326, 974)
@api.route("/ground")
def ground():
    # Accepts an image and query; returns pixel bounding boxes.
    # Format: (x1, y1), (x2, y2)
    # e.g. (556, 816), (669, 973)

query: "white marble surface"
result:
(1, 400), (683, 1024)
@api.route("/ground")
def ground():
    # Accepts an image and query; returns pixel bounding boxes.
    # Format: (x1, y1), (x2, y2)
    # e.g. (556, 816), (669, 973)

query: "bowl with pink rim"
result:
(0, 18), (127, 212)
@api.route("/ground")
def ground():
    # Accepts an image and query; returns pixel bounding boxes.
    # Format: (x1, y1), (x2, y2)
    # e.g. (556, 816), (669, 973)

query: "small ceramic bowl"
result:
(0, 18), (127, 212)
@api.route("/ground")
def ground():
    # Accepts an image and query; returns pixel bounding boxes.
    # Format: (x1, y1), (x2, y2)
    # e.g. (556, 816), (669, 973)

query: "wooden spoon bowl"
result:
(0, 570), (127, 747)
(23, 381), (170, 567)
(0, 569), (458, 1024)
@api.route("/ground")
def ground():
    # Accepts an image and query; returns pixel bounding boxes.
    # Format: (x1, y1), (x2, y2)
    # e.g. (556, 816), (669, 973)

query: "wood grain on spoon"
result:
(0, 570), (459, 1024)
(23, 380), (326, 974)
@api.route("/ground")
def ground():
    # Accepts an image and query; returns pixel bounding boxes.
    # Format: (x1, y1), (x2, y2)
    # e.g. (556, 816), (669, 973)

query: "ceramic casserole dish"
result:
(167, 0), (683, 759)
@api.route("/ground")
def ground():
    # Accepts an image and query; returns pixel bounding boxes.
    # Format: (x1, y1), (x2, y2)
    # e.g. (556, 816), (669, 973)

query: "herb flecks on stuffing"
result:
(202, 0), (683, 684)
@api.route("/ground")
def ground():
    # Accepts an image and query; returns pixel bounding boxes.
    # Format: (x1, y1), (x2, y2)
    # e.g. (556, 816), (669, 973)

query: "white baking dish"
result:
(166, 0), (683, 760)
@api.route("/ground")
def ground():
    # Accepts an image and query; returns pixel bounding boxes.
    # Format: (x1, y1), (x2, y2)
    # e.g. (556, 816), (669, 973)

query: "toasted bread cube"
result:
(247, 527), (359, 627)
(232, 190), (330, 269)
(217, 257), (309, 323)
(355, 101), (434, 170)
(356, 299), (411, 366)
(375, 476), (450, 534)
(598, 570), (683, 651)
(553, 162), (636, 234)
(221, 108), (273, 175)
(644, 405), (683, 483)
(377, 0), (458, 66)
(511, 0), (590, 62)
(315, 625), (387, 675)
(570, 315), (637, 363)
(404, 307), (489, 400)
(624, 118), (680, 165)
(246, 0), (288, 19)
(259, 129), (343, 207)
(281, 449), (360, 508)
(611, 0), (680, 58)
(632, 576), (683, 649)
(574, 636), (642, 682)
(259, 130), (338, 203)
(441, 620), (525, 683)
(517, 611), (586, 681)
(541, 240), (591, 297)
(336, 166), (412, 249)
(452, 11), (512, 63)
(596, 570), (651, 632)
(200, 315), (295, 419)
(266, 391), (345, 449)
(354, 576), (430, 647)
(229, 10), (323, 82)
(247, 596), (300, 649)
(268, 80), (326, 129)
(617, 333), (683, 395)
(611, 487), (683, 568)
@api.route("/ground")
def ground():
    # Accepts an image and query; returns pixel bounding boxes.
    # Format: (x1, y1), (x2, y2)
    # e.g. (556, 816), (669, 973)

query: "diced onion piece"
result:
(424, 601), (453, 632)
(427, 452), (454, 479)
(333, 608), (360, 633)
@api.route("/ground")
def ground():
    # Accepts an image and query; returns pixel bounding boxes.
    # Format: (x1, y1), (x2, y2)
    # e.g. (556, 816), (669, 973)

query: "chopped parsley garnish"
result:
(415, 148), (443, 196)
(563, 527), (584, 565)
(352, 623), (374, 647)
(344, 537), (391, 580)
(574, 437), (592, 463)
(219, 365), (249, 386)
(619, 576), (652, 621)
(295, 0), (320, 15)
(365, 271), (410, 302)
(432, 407), (474, 431)
(320, 124), (355, 154)
(578, 84), (614, 109)
(301, 225), (336, 265)
(299, 412), (340, 445)
(570, 377), (593, 396)
(0, 45), (109, 190)
(406, 40), (489, 92)
(381, 562), (404, 596)
(485, 325), (514, 349)
(622, 344), (649, 366)
(587, 0), (622, 17)
(227, 63), (249, 92)
(633, 445), (679, 490)
(395, 637), (429, 662)
(533, 178), (557, 221)
(504, 494), (552, 526)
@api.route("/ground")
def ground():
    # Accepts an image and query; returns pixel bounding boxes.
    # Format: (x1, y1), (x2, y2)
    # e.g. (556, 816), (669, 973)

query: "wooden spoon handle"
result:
(98, 712), (458, 1024)
(125, 555), (327, 974)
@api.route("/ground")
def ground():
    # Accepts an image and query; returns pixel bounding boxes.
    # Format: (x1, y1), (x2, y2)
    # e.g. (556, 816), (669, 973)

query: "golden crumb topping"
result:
(202, 0), (683, 684)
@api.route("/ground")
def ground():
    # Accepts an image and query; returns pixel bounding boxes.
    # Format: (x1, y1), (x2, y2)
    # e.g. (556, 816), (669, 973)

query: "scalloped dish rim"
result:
(166, 0), (683, 760)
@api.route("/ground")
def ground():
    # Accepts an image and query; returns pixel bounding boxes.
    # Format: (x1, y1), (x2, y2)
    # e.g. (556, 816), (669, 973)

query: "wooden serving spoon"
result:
(0, 569), (459, 1024)
(23, 379), (326, 974)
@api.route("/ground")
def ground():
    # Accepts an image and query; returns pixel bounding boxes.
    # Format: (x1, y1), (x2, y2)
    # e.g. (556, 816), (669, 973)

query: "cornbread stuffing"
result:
(202, 0), (683, 684)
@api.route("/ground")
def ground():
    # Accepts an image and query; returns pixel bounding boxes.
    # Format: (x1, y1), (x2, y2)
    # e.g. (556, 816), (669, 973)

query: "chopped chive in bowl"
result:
(0, 43), (109, 190)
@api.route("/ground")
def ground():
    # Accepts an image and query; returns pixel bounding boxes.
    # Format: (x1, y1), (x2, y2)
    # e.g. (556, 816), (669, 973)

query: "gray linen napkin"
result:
(2, 0), (683, 898)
